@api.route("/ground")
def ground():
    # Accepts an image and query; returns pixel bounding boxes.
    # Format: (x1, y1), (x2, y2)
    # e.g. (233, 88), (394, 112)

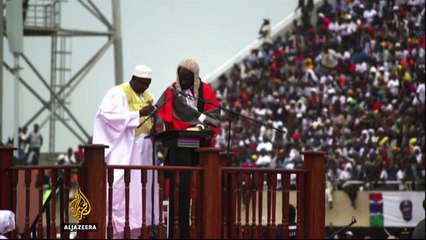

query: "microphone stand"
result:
(325, 216), (357, 239)
(138, 92), (174, 237)
(173, 88), (287, 162)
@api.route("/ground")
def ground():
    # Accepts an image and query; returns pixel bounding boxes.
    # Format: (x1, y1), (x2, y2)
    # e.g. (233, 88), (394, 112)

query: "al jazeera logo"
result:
(62, 188), (98, 231)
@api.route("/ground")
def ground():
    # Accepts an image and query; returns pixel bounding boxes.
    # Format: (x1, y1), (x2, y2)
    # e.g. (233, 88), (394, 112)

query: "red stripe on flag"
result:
(369, 193), (382, 202)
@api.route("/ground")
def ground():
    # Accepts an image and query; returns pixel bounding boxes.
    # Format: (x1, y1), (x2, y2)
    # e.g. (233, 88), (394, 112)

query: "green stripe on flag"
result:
(370, 215), (384, 227)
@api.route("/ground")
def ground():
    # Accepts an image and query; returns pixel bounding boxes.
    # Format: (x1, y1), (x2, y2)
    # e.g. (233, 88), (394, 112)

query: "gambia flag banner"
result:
(369, 192), (424, 227)
(369, 193), (383, 227)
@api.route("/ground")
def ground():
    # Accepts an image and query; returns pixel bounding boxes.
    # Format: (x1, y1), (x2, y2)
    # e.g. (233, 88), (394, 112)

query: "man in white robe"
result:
(92, 65), (159, 239)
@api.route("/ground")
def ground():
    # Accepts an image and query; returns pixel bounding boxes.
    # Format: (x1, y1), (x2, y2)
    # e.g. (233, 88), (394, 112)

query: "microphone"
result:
(168, 86), (194, 99)
(325, 216), (357, 239)
(351, 216), (357, 225)
(168, 86), (181, 96)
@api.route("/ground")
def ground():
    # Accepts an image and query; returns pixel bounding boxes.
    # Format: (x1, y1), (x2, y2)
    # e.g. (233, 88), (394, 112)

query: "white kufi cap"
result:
(133, 65), (152, 79)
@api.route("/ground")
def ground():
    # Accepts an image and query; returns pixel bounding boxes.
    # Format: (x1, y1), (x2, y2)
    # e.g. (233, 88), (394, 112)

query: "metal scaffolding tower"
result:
(1, 0), (123, 152)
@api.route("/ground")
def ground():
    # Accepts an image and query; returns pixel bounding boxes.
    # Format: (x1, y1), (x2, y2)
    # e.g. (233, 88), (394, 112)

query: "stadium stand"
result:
(212, 0), (425, 194)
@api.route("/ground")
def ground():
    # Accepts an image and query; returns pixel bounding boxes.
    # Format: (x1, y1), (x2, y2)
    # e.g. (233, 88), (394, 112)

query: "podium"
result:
(153, 129), (212, 239)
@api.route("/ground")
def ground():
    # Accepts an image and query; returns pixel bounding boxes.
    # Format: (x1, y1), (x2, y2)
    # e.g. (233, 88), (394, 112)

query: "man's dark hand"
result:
(139, 105), (155, 117)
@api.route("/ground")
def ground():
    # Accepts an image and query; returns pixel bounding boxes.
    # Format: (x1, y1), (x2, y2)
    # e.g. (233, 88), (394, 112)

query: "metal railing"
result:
(24, 0), (62, 28)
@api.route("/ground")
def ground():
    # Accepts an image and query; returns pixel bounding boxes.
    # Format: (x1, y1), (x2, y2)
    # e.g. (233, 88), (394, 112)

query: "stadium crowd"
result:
(213, 0), (425, 195)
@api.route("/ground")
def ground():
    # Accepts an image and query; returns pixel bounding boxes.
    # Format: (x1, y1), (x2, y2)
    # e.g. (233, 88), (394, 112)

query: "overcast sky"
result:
(2, 0), (297, 153)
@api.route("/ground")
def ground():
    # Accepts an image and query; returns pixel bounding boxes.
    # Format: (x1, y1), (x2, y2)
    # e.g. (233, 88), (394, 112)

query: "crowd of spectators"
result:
(213, 0), (425, 195)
